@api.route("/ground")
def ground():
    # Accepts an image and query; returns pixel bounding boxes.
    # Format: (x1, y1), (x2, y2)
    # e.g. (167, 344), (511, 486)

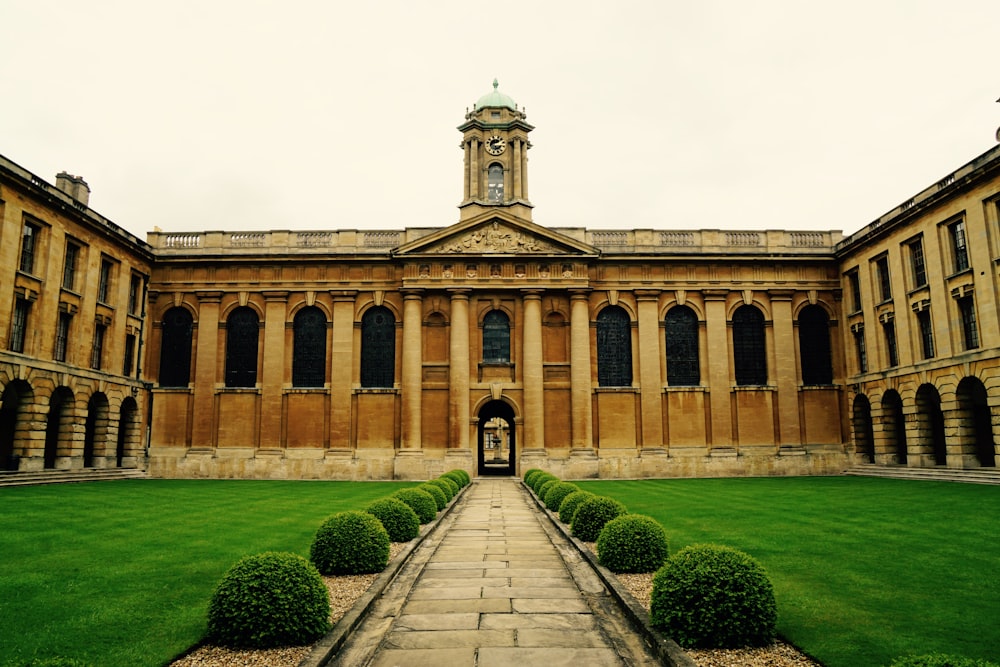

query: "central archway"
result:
(478, 400), (516, 476)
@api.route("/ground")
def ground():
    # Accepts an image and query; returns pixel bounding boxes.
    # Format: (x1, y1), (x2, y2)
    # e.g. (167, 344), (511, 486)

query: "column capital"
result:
(401, 289), (425, 299)
(569, 289), (591, 301)
(448, 288), (472, 300)
(520, 288), (544, 300)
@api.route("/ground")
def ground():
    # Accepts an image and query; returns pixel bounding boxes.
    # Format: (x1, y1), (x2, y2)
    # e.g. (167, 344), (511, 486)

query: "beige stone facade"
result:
(2, 85), (998, 480)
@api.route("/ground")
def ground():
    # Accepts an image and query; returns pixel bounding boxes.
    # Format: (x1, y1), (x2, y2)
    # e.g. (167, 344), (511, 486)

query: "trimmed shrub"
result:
(446, 469), (470, 486)
(523, 468), (544, 486)
(438, 475), (461, 495)
(207, 551), (331, 647)
(442, 471), (467, 489)
(889, 656), (1000, 667)
(571, 495), (627, 542)
(559, 490), (596, 524)
(596, 514), (669, 573)
(530, 472), (557, 494)
(537, 478), (560, 502)
(543, 481), (579, 512)
(428, 477), (456, 501)
(650, 544), (777, 648)
(392, 487), (438, 524)
(365, 497), (420, 542)
(418, 483), (448, 511)
(310, 511), (390, 575)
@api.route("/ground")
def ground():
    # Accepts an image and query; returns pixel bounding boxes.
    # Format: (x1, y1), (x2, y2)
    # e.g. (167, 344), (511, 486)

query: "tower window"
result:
(487, 163), (504, 202)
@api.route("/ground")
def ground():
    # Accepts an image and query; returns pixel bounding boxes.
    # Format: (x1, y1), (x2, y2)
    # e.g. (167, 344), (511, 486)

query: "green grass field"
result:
(0, 480), (413, 667)
(576, 477), (1000, 667)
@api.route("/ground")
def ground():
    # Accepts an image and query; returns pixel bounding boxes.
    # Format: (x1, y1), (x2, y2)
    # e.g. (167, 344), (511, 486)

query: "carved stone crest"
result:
(437, 221), (554, 254)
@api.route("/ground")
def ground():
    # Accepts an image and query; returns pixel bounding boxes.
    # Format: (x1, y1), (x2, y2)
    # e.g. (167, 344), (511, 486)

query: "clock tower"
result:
(458, 79), (534, 222)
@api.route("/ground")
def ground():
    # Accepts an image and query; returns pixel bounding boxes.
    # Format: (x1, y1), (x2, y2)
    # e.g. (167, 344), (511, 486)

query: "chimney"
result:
(55, 172), (91, 207)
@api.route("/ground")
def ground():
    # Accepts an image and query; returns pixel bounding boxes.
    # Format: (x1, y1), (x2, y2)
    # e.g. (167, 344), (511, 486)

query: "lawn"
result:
(0, 479), (413, 667)
(576, 477), (1000, 667)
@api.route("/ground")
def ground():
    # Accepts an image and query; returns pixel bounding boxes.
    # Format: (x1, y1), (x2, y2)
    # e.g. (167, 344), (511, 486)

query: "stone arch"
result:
(914, 383), (947, 466)
(0, 379), (33, 470)
(116, 397), (141, 468)
(955, 376), (995, 468)
(84, 392), (111, 468)
(881, 389), (907, 465)
(852, 394), (876, 463)
(477, 398), (516, 477)
(45, 387), (75, 469)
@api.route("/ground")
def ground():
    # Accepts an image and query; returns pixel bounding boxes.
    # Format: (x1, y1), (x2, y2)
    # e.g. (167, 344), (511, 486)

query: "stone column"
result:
(463, 142), (471, 200)
(469, 139), (479, 199)
(191, 290), (223, 448)
(259, 291), (289, 449)
(329, 291), (357, 450)
(770, 291), (801, 447)
(569, 290), (594, 452)
(449, 290), (471, 451)
(513, 139), (523, 200)
(521, 143), (529, 201)
(521, 290), (545, 450)
(703, 290), (733, 447)
(401, 290), (423, 450)
(635, 290), (664, 449)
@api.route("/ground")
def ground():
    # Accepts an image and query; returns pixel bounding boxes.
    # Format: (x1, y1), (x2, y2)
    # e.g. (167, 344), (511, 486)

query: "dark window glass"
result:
(854, 327), (867, 373)
(884, 321), (898, 367)
(483, 310), (511, 363)
(798, 305), (832, 385)
(63, 243), (80, 290)
(847, 271), (862, 313)
(909, 238), (927, 287)
(950, 220), (969, 272)
(54, 312), (71, 362)
(487, 163), (504, 202)
(98, 259), (113, 303)
(874, 256), (891, 302)
(19, 223), (39, 274)
(733, 305), (766, 386)
(958, 297), (979, 350)
(128, 274), (143, 315)
(159, 307), (194, 387)
(123, 333), (136, 376)
(917, 310), (935, 359)
(361, 306), (395, 388)
(292, 306), (327, 387)
(9, 299), (30, 353)
(665, 305), (699, 386)
(225, 307), (259, 388)
(597, 306), (632, 387)
(91, 324), (106, 370)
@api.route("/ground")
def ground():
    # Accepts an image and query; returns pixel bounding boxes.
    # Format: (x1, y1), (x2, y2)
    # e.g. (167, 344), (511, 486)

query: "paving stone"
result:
(478, 612), (599, 631)
(516, 628), (611, 648)
(393, 612), (480, 631)
(511, 597), (592, 613)
(407, 586), (484, 600)
(402, 598), (512, 614)
(383, 629), (514, 649)
(369, 647), (476, 667)
(477, 647), (625, 667)
(481, 586), (581, 599)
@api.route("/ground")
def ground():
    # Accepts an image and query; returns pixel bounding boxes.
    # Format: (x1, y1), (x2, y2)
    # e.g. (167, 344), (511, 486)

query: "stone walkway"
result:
(326, 478), (662, 666)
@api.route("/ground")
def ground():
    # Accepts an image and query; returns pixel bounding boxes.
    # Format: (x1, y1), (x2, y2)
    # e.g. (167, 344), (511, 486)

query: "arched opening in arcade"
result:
(956, 377), (996, 468)
(477, 400), (515, 477)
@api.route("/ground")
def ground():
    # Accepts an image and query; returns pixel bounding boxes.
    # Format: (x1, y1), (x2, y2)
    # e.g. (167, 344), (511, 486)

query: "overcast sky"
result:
(2, 1), (997, 240)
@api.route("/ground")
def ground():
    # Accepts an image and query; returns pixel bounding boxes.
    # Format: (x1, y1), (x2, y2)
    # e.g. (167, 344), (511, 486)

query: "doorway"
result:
(478, 400), (515, 476)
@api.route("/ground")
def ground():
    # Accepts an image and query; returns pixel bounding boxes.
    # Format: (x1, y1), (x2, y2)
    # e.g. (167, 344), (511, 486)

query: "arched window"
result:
(292, 306), (327, 387)
(798, 305), (833, 385)
(665, 305), (700, 386)
(483, 310), (510, 363)
(733, 305), (766, 386)
(361, 306), (395, 388)
(487, 163), (504, 202)
(158, 307), (193, 387)
(225, 307), (259, 388)
(597, 306), (632, 387)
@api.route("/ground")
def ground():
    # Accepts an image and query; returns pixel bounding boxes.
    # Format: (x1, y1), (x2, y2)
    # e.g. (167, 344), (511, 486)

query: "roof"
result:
(475, 79), (517, 111)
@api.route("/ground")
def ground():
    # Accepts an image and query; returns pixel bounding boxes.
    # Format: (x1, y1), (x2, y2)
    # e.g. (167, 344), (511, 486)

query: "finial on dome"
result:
(493, 78), (499, 90)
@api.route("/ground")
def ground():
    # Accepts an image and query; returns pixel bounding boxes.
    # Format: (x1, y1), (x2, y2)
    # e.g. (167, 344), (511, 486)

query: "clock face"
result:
(486, 135), (506, 155)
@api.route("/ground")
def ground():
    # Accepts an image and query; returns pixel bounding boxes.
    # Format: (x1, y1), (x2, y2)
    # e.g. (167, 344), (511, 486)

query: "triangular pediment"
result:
(393, 213), (598, 257)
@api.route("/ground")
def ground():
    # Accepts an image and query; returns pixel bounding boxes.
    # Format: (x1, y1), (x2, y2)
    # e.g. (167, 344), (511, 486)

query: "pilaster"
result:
(569, 290), (594, 452)
(770, 290), (801, 446)
(191, 290), (223, 448)
(521, 290), (545, 450)
(401, 290), (423, 450)
(449, 290), (471, 451)
(329, 291), (357, 449)
(635, 290), (664, 448)
(259, 291), (288, 448)
(704, 290), (733, 447)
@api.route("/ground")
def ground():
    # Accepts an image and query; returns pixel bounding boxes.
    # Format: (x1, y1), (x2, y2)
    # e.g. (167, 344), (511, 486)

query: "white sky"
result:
(1, 1), (997, 240)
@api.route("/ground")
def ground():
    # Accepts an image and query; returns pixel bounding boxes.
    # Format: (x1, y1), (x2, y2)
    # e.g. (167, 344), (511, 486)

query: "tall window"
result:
(487, 163), (504, 202)
(916, 309), (935, 359)
(19, 222), (40, 274)
(360, 306), (395, 388)
(54, 312), (72, 362)
(958, 296), (979, 350)
(123, 333), (136, 376)
(97, 259), (114, 303)
(732, 305), (766, 386)
(63, 242), (80, 291)
(292, 306), (327, 387)
(949, 219), (969, 273)
(224, 307), (259, 388)
(907, 237), (927, 288)
(128, 274), (143, 315)
(846, 270), (862, 313)
(874, 256), (892, 302)
(853, 326), (867, 373)
(159, 307), (194, 387)
(597, 306), (632, 387)
(482, 310), (511, 363)
(91, 323), (106, 370)
(9, 299), (30, 353)
(665, 305), (699, 386)
(798, 305), (832, 385)
(884, 320), (899, 367)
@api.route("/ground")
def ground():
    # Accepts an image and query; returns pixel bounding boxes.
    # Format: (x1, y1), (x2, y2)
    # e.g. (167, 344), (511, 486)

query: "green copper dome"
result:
(475, 78), (517, 111)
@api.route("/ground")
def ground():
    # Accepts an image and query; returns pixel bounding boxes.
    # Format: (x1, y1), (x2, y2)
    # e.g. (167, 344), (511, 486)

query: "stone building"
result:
(1, 83), (998, 480)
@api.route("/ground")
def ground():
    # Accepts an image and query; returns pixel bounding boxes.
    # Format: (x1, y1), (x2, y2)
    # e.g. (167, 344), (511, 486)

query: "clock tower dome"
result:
(458, 79), (534, 222)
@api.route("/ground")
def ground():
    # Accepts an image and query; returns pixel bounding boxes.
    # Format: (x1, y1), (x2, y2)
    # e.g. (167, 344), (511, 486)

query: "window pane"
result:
(9, 300), (30, 353)
(19, 224), (37, 274)
(361, 306), (395, 388)
(733, 305), (766, 385)
(959, 297), (979, 350)
(292, 306), (327, 387)
(665, 306), (699, 386)
(159, 308), (194, 387)
(884, 322), (898, 367)
(909, 239), (926, 287)
(951, 221), (969, 272)
(54, 313), (71, 362)
(225, 307), (259, 388)
(798, 305), (832, 385)
(597, 306), (632, 387)
(483, 310), (510, 363)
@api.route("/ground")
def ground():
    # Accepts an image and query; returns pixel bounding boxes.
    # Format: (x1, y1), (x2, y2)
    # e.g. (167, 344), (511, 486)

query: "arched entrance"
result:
(956, 377), (995, 468)
(45, 388), (74, 469)
(116, 397), (139, 468)
(881, 390), (907, 465)
(478, 400), (515, 476)
(852, 394), (875, 464)
(0, 380), (31, 471)
(915, 384), (947, 466)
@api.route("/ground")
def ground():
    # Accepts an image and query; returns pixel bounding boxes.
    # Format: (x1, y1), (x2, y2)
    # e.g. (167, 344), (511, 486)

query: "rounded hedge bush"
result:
(207, 551), (331, 647)
(537, 478), (560, 502)
(596, 514), (669, 573)
(428, 477), (456, 501)
(530, 472), (557, 494)
(392, 487), (438, 524)
(889, 656), (1000, 667)
(442, 471), (466, 489)
(310, 511), (390, 575)
(559, 490), (596, 524)
(523, 468), (544, 486)
(438, 475), (461, 495)
(418, 483), (448, 511)
(650, 544), (777, 648)
(571, 495), (627, 542)
(445, 469), (470, 486)
(543, 481), (579, 512)
(365, 497), (420, 542)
